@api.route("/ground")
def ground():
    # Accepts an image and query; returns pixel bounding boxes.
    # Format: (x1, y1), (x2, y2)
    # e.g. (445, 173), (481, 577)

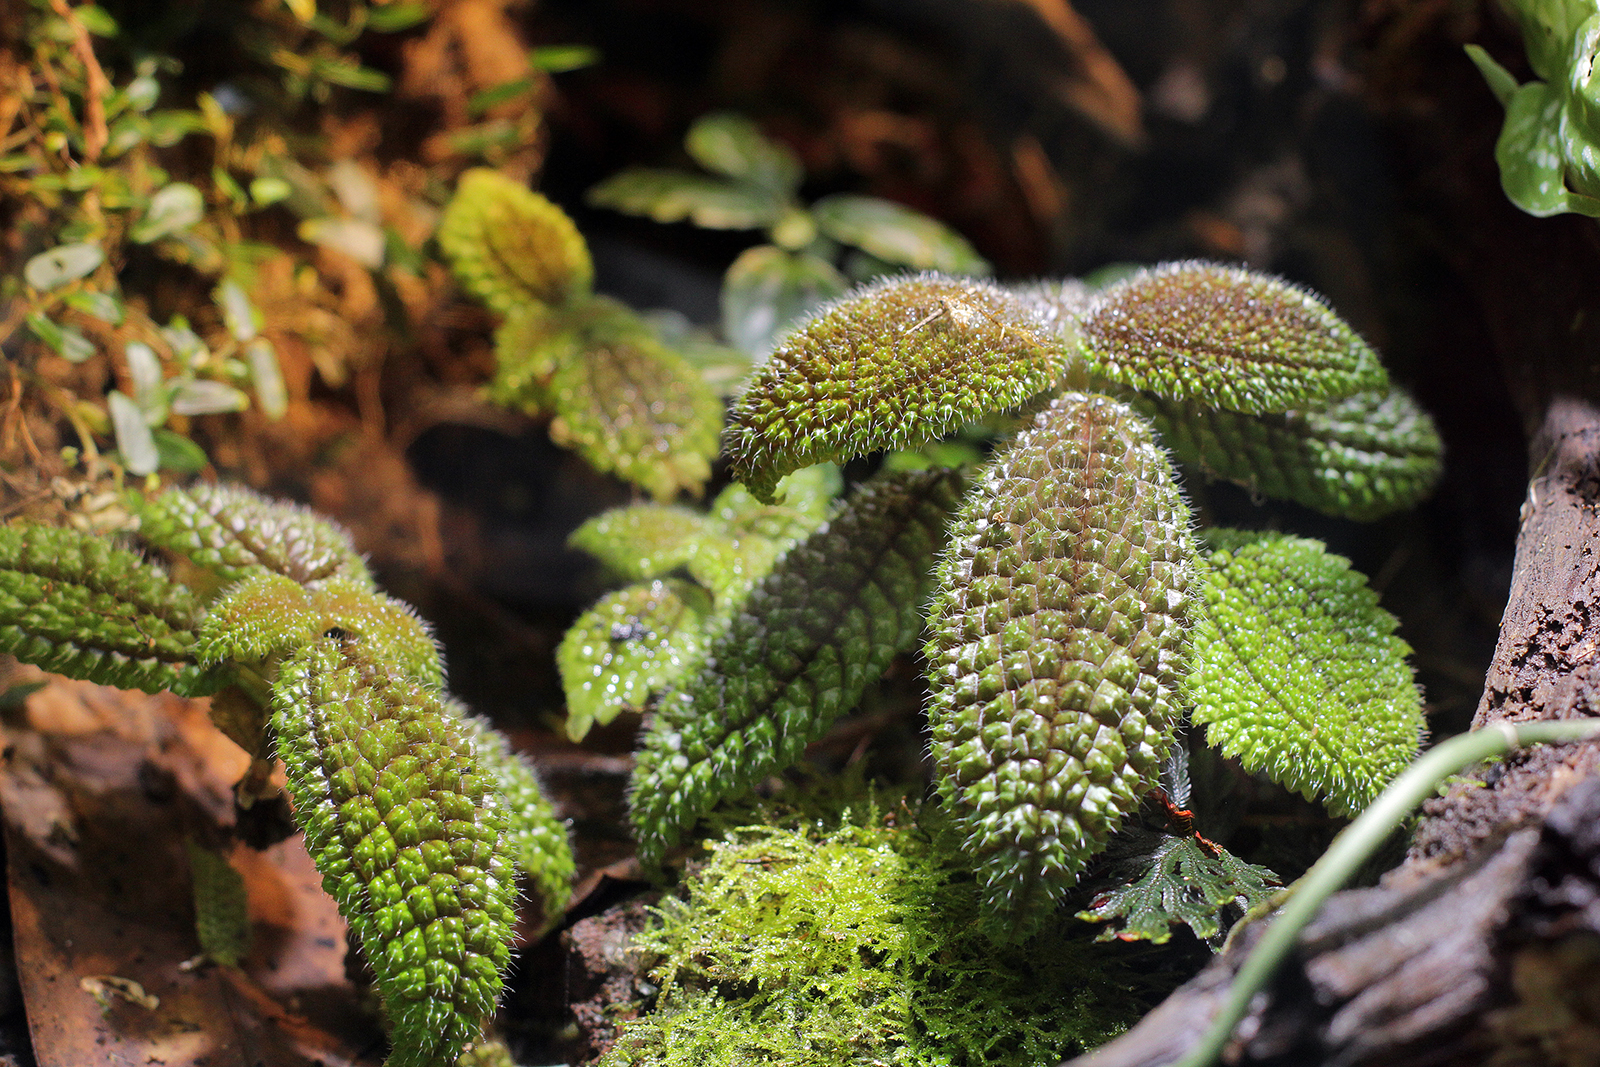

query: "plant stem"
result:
(1172, 718), (1600, 1067)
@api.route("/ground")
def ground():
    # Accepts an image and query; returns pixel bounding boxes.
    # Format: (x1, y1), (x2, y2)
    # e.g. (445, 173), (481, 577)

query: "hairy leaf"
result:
(558, 579), (713, 742)
(1077, 830), (1277, 945)
(1140, 384), (1444, 520)
(926, 393), (1195, 937)
(0, 523), (221, 696)
(133, 483), (372, 592)
(631, 469), (962, 866)
(567, 505), (710, 583)
(196, 573), (443, 689)
(1187, 532), (1425, 816)
(725, 274), (1073, 501)
(1080, 262), (1388, 414)
(586, 168), (783, 230)
(495, 297), (720, 500)
(437, 168), (593, 312)
(272, 639), (519, 1067)
(455, 711), (575, 933)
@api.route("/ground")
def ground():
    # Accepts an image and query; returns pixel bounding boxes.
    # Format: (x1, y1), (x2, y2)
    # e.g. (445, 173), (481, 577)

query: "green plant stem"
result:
(1173, 718), (1600, 1067)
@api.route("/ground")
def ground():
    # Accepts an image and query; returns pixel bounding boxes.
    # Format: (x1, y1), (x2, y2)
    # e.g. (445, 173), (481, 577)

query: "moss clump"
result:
(600, 801), (1142, 1067)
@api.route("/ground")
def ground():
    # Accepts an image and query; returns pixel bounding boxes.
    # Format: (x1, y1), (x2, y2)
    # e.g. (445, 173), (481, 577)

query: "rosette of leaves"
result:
(557, 464), (839, 742)
(587, 112), (991, 356)
(0, 485), (573, 1067)
(1468, 0), (1600, 217)
(692, 259), (1438, 936)
(438, 168), (722, 500)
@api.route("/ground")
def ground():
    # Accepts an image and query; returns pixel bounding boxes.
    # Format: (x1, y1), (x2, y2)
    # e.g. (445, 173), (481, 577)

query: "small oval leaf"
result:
(720, 245), (846, 357)
(25, 242), (104, 290)
(683, 112), (802, 196)
(130, 182), (205, 243)
(811, 194), (991, 276)
(108, 390), (159, 475)
(438, 168), (593, 311)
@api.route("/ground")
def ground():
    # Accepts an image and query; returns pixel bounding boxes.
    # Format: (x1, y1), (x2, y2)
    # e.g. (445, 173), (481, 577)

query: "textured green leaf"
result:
(271, 639), (518, 1067)
(724, 274), (1073, 502)
(1187, 532), (1425, 816)
(454, 711), (575, 933)
(586, 169), (783, 230)
(558, 579), (713, 742)
(810, 194), (991, 276)
(1009, 279), (1094, 342)
(568, 505), (710, 582)
(631, 469), (962, 866)
(437, 168), (593, 312)
(1077, 830), (1277, 945)
(133, 483), (373, 592)
(538, 298), (722, 500)
(1140, 383), (1443, 520)
(683, 112), (802, 197)
(196, 573), (443, 689)
(1079, 262), (1388, 414)
(187, 840), (250, 966)
(720, 246), (847, 358)
(0, 523), (221, 697)
(926, 393), (1195, 937)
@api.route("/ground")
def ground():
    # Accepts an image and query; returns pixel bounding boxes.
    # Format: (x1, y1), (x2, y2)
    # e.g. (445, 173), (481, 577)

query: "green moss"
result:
(602, 801), (1141, 1067)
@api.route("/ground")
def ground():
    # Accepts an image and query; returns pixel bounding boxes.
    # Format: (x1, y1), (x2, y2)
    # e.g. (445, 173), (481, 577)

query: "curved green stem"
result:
(1173, 718), (1600, 1067)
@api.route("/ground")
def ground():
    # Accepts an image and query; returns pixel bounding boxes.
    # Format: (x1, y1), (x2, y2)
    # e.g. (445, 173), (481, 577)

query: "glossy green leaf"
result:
(1187, 532), (1425, 816)
(1140, 383), (1444, 520)
(724, 274), (1074, 501)
(131, 182), (205, 243)
(169, 378), (250, 416)
(1465, 44), (1519, 107)
(720, 246), (847, 357)
(109, 390), (159, 475)
(1496, 80), (1600, 216)
(811, 194), (991, 276)
(631, 469), (962, 865)
(1080, 262), (1389, 414)
(684, 112), (802, 197)
(586, 169), (783, 230)
(1077, 830), (1278, 945)
(437, 168), (593, 312)
(24, 242), (103, 290)
(0, 523), (220, 697)
(926, 393), (1195, 937)
(558, 578), (713, 741)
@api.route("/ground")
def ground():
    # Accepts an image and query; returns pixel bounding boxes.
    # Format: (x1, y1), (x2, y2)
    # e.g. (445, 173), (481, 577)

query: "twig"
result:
(45, 0), (108, 162)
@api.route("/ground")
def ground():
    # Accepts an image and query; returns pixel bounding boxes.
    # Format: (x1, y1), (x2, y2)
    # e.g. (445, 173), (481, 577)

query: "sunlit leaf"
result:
(438, 168), (593, 311)
(1078, 830), (1278, 944)
(811, 194), (991, 276)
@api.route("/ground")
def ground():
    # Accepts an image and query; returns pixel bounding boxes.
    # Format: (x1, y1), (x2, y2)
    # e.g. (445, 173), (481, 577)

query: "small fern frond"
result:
(925, 393), (1195, 938)
(1140, 384), (1444, 520)
(723, 274), (1073, 501)
(556, 579), (713, 741)
(271, 638), (519, 1067)
(133, 483), (372, 592)
(1080, 262), (1387, 414)
(437, 168), (593, 312)
(1187, 531), (1425, 816)
(630, 469), (962, 866)
(1076, 829), (1278, 945)
(0, 523), (222, 696)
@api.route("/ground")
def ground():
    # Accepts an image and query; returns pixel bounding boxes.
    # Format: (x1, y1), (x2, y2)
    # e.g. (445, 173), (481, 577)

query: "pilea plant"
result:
(566, 261), (1442, 940)
(0, 483), (573, 1067)
(437, 168), (730, 500)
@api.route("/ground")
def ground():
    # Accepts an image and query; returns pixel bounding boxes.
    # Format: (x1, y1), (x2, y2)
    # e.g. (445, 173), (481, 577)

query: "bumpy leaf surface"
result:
(455, 711), (575, 932)
(1187, 532), (1425, 816)
(133, 483), (372, 592)
(493, 297), (720, 500)
(631, 469), (962, 865)
(724, 274), (1073, 501)
(1140, 384), (1443, 520)
(187, 840), (250, 966)
(567, 505), (710, 583)
(926, 393), (1195, 936)
(1079, 262), (1387, 414)
(1077, 830), (1277, 944)
(437, 168), (592, 312)
(272, 639), (519, 1067)
(557, 579), (713, 741)
(0, 523), (220, 695)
